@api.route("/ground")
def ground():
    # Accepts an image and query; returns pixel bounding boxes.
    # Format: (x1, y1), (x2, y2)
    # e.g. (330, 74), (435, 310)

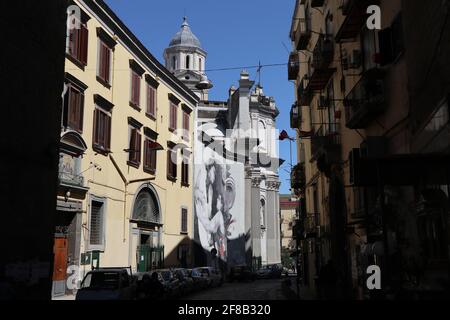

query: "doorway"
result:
(52, 237), (68, 296)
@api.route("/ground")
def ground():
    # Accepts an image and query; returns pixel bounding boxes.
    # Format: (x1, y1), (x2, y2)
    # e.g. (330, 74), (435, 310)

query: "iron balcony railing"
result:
(308, 34), (336, 91)
(290, 103), (301, 129)
(288, 52), (300, 80)
(297, 75), (313, 106)
(311, 125), (341, 161)
(294, 18), (312, 51)
(291, 163), (306, 191)
(58, 168), (84, 187)
(344, 68), (386, 129)
(312, 34), (334, 70)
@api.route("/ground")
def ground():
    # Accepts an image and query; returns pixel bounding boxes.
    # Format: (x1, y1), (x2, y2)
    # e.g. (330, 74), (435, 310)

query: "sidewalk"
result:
(52, 294), (76, 300)
(281, 278), (317, 300)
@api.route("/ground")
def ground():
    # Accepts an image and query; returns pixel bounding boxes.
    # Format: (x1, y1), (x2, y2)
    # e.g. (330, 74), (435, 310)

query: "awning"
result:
(148, 140), (164, 151)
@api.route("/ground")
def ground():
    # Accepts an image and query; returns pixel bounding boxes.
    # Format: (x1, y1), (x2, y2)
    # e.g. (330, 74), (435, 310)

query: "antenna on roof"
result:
(257, 61), (262, 87)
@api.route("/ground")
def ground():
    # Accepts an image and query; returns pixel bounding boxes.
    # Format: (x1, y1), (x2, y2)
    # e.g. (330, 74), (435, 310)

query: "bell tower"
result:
(164, 17), (213, 101)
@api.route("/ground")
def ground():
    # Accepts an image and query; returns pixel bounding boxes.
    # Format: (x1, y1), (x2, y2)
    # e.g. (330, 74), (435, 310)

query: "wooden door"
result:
(53, 237), (68, 281)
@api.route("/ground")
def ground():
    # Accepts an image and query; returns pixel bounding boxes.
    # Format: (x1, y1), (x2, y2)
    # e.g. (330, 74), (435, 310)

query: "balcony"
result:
(290, 103), (301, 129)
(59, 171), (84, 187)
(336, 0), (380, 42)
(58, 154), (88, 192)
(288, 52), (300, 80)
(291, 163), (306, 191)
(294, 18), (312, 51)
(297, 75), (313, 106)
(311, 125), (341, 162)
(304, 214), (318, 239)
(308, 34), (336, 91)
(344, 68), (386, 129)
(311, 0), (325, 7)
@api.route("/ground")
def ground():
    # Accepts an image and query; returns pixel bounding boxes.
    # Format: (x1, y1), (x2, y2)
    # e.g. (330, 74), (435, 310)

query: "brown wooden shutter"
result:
(151, 147), (157, 172)
(167, 150), (172, 177)
(68, 29), (76, 55)
(93, 109), (99, 146)
(136, 131), (142, 164)
(105, 114), (111, 150)
(78, 92), (84, 132)
(99, 44), (105, 80)
(63, 85), (70, 127)
(181, 208), (187, 233)
(173, 150), (177, 178)
(144, 139), (149, 168)
(80, 25), (88, 65)
(104, 46), (110, 83)
(183, 112), (189, 140)
(129, 129), (136, 162)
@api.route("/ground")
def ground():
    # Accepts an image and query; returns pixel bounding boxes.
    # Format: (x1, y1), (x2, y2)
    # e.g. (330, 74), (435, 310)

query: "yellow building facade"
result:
(53, 0), (199, 297)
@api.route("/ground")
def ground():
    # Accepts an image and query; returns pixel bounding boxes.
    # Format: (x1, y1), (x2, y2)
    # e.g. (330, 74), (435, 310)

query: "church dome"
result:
(169, 17), (202, 48)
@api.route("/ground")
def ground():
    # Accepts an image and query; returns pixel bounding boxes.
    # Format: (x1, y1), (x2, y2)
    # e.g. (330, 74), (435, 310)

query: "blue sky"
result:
(105, 0), (297, 194)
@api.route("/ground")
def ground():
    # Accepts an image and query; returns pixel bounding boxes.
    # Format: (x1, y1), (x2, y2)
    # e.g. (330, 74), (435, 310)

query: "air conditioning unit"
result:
(349, 50), (362, 69)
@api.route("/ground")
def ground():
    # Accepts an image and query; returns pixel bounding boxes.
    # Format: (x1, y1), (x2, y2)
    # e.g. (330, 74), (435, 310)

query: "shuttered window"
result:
(146, 84), (157, 118)
(98, 40), (111, 85)
(93, 108), (111, 153)
(181, 152), (189, 186)
(167, 148), (177, 180)
(63, 85), (84, 133)
(128, 128), (141, 167)
(90, 200), (104, 247)
(130, 70), (141, 108)
(182, 110), (190, 141)
(169, 102), (177, 131)
(181, 208), (188, 234)
(68, 24), (88, 66)
(144, 139), (157, 174)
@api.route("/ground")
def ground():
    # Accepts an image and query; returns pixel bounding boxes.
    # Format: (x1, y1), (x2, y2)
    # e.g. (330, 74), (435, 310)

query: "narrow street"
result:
(185, 279), (287, 300)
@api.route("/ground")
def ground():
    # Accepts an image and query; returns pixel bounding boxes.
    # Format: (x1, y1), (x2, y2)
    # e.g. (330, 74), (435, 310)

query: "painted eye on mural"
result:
(224, 177), (236, 212)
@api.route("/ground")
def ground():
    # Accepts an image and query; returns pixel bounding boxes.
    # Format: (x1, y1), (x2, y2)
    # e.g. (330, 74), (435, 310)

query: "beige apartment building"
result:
(280, 195), (298, 252)
(289, 0), (450, 299)
(53, 0), (199, 297)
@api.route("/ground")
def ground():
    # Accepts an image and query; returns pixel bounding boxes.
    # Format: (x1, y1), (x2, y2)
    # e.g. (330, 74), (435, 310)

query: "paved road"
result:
(185, 279), (287, 300)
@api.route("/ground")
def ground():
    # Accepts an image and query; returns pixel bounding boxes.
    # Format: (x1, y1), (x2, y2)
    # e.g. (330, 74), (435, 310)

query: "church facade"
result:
(165, 19), (281, 271)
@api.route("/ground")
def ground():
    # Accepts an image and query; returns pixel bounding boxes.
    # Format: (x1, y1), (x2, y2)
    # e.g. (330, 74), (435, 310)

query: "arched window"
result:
(172, 56), (177, 70)
(132, 188), (160, 224)
(186, 55), (190, 70)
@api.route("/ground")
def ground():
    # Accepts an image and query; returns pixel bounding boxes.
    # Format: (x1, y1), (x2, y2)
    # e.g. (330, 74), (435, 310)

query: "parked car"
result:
(173, 268), (194, 296)
(256, 264), (283, 279)
(186, 268), (209, 291)
(229, 265), (256, 282)
(195, 267), (223, 288)
(154, 269), (182, 299)
(134, 271), (167, 300)
(76, 267), (137, 300)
